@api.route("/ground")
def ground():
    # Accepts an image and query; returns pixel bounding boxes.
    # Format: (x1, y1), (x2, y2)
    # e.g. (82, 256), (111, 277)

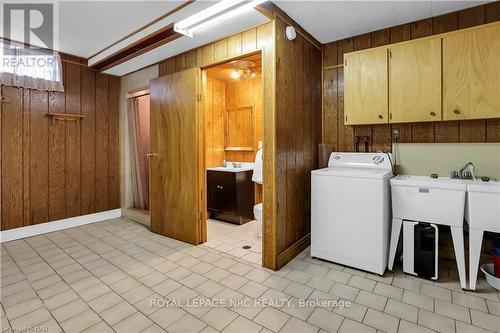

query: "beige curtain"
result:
(128, 96), (150, 210)
(0, 39), (64, 92)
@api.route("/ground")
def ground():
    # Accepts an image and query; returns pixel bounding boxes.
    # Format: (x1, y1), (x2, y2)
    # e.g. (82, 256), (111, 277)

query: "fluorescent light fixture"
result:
(175, 0), (267, 38)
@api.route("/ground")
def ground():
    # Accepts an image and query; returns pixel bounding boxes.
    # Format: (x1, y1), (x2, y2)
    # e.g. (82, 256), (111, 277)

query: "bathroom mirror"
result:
(224, 106), (254, 152)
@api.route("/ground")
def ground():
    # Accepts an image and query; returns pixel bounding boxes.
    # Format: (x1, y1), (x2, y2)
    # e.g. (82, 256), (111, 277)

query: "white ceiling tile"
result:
(431, 1), (488, 17)
(391, 1), (432, 24)
(352, 1), (399, 32)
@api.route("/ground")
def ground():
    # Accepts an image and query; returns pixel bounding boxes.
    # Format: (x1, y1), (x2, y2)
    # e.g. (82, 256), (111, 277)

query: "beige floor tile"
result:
(152, 278), (183, 296)
(239, 280), (269, 298)
(82, 321), (115, 333)
(228, 263), (254, 276)
(453, 291), (488, 312)
(43, 289), (80, 310)
(280, 297), (315, 321)
(325, 269), (352, 284)
(398, 320), (435, 333)
(87, 291), (122, 313)
(122, 285), (154, 304)
(349, 275), (377, 292)
(435, 299), (471, 323)
(392, 276), (421, 293)
(2, 288), (37, 308)
(333, 300), (367, 322)
(384, 299), (418, 323)
(221, 315), (261, 333)
(254, 307), (290, 332)
(373, 282), (404, 301)
(4, 297), (44, 320)
(280, 317), (318, 333)
(259, 289), (291, 309)
(421, 284), (452, 302)
(284, 282), (314, 299)
(263, 275), (291, 292)
(149, 307), (187, 329)
(285, 270), (312, 284)
(305, 276), (334, 293)
(303, 263), (329, 277)
(221, 274), (249, 290)
(141, 324), (168, 333)
(330, 282), (360, 301)
(202, 307), (238, 331)
(113, 311), (154, 333)
(339, 318), (376, 333)
(110, 276), (142, 294)
(230, 297), (264, 320)
(100, 301), (137, 325)
(487, 299), (500, 316)
(307, 307), (343, 333)
(52, 298), (89, 322)
(79, 282), (112, 302)
(418, 309), (455, 333)
(168, 313), (207, 333)
(363, 308), (399, 333)
(9, 307), (52, 330)
(60, 309), (101, 332)
(455, 320), (495, 333)
(470, 309), (500, 332)
(356, 290), (387, 311)
(402, 290), (434, 311)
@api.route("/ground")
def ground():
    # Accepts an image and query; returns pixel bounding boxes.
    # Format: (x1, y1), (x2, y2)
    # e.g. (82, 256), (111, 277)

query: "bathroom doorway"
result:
(202, 53), (264, 265)
(127, 90), (151, 215)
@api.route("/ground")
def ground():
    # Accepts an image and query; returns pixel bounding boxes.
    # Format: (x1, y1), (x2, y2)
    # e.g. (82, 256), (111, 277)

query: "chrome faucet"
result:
(451, 161), (476, 180)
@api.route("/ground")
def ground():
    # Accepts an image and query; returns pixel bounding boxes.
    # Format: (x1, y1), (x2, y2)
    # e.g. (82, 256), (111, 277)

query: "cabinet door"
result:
(443, 24), (500, 120)
(389, 38), (441, 123)
(344, 48), (388, 125)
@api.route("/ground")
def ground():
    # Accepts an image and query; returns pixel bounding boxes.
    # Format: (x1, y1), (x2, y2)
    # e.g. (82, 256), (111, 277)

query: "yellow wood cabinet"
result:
(443, 24), (500, 120)
(389, 38), (442, 123)
(344, 48), (388, 125)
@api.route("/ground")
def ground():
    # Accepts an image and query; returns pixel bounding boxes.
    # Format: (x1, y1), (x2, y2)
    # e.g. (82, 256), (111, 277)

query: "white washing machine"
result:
(311, 152), (394, 275)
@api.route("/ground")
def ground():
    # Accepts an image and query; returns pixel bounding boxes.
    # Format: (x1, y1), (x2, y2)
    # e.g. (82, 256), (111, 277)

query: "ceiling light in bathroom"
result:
(231, 70), (241, 79)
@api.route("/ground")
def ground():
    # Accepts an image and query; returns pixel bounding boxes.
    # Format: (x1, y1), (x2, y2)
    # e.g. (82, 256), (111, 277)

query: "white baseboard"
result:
(0, 209), (122, 243)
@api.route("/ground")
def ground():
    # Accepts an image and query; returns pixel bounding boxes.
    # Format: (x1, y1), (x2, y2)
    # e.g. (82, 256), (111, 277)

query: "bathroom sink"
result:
(466, 180), (500, 231)
(390, 175), (467, 227)
(207, 163), (254, 173)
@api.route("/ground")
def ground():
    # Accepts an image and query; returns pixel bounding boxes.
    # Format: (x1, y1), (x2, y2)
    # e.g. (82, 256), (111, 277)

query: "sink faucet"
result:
(232, 162), (241, 168)
(452, 161), (476, 180)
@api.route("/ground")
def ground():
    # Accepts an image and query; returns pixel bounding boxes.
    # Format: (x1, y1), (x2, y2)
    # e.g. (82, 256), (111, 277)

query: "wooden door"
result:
(344, 47), (388, 125)
(149, 68), (204, 245)
(389, 38), (441, 123)
(443, 23), (500, 120)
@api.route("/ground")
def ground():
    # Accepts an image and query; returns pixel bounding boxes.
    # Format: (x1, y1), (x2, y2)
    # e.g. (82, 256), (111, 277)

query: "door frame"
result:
(200, 49), (266, 245)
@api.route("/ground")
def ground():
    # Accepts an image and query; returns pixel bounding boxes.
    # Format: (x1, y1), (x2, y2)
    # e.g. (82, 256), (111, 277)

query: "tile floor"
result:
(1, 218), (500, 333)
(205, 219), (262, 265)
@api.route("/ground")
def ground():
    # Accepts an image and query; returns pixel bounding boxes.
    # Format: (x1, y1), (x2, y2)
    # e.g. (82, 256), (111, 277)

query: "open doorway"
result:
(127, 91), (150, 214)
(202, 53), (263, 265)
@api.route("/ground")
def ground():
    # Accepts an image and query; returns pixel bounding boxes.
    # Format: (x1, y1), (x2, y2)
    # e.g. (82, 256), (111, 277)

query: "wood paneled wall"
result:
(274, 18), (322, 264)
(322, 2), (500, 152)
(0, 55), (120, 231)
(204, 76), (225, 168)
(225, 76), (263, 162)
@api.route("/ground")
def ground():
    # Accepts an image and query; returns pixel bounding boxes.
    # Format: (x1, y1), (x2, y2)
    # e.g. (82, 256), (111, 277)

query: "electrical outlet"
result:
(392, 128), (400, 141)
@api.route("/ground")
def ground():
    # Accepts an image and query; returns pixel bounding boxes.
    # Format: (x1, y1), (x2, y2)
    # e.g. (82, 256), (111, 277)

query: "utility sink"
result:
(466, 180), (500, 231)
(388, 175), (468, 289)
(466, 179), (500, 290)
(390, 175), (467, 227)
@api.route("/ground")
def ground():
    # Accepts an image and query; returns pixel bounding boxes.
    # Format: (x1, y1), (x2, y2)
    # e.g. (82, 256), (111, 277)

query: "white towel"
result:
(252, 148), (263, 184)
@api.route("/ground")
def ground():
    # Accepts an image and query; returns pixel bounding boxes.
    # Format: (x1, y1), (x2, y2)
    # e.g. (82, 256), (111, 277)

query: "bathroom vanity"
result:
(207, 167), (255, 225)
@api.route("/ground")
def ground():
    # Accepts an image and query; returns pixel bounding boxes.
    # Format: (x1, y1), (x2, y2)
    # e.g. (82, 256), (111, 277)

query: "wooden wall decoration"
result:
(0, 55), (120, 231)
(225, 77), (263, 163)
(322, 2), (500, 152)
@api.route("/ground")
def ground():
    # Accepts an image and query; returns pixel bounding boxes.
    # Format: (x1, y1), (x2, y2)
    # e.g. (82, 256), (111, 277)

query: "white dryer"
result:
(311, 152), (394, 275)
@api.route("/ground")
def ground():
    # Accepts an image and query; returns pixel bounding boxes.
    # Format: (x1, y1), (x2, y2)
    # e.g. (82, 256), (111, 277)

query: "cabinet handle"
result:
(146, 153), (157, 157)
(429, 112), (436, 117)
(453, 109), (460, 115)
(217, 185), (224, 189)
(378, 114), (383, 119)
